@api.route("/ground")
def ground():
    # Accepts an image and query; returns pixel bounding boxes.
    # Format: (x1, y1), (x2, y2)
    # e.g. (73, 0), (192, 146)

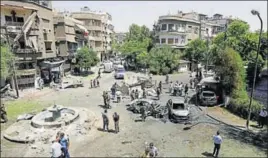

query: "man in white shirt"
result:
(258, 108), (267, 128)
(148, 142), (158, 157)
(212, 131), (222, 158)
(51, 137), (62, 158)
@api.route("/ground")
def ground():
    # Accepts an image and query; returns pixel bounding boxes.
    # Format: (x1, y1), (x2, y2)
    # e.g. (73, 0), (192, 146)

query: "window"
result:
(161, 38), (166, 44)
(45, 41), (52, 51)
(188, 39), (191, 42)
(5, 16), (12, 22)
(168, 24), (175, 31)
(156, 38), (160, 43)
(168, 38), (174, 44)
(188, 26), (192, 28)
(175, 38), (178, 43)
(16, 17), (24, 23)
(161, 24), (167, 31)
(43, 33), (48, 41)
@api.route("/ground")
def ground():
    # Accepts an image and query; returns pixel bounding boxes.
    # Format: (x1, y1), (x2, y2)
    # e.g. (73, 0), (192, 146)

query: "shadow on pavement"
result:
(201, 151), (214, 157)
(98, 104), (107, 109)
(221, 125), (268, 152)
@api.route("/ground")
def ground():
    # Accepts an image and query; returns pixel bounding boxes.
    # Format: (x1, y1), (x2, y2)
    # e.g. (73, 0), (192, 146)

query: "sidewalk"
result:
(205, 106), (266, 132)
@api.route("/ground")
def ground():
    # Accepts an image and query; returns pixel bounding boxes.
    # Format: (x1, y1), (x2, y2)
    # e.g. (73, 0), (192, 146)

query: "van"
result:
(114, 65), (125, 79)
(103, 61), (113, 73)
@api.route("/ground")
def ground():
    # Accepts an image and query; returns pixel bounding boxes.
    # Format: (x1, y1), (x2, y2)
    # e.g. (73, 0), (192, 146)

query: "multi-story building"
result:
(53, 12), (88, 72)
(155, 11), (228, 50)
(71, 7), (114, 61)
(1, 0), (57, 88)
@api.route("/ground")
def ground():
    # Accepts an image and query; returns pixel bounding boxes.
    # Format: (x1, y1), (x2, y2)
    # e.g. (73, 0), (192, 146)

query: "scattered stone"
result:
(121, 141), (132, 144)
(31, 145), (37, 149)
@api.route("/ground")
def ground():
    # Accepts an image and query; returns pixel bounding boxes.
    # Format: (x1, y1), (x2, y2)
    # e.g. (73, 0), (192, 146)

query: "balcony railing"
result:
(5, 21), (24, 26)
(15, 48), (35, 54)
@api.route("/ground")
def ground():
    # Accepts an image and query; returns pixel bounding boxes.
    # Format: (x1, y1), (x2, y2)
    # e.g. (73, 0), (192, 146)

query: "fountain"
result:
(31, 104), (79, 128)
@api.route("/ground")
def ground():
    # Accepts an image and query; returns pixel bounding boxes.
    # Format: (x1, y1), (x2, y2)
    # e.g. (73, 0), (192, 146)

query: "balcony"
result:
(15, 48), (35, 54)
(85, 25), (102, 31)
(5, 21), (24, 26)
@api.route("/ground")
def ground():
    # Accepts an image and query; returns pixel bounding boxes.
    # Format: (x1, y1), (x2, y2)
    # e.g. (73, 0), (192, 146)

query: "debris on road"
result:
(17, 113), (35, 122)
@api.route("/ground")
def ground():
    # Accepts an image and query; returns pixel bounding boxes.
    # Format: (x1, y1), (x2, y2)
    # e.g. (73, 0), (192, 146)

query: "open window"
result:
(45, 41), (52, 51)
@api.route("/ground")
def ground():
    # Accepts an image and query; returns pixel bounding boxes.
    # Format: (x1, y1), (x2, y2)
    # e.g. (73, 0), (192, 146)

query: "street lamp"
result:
(246, 9), (263, 129)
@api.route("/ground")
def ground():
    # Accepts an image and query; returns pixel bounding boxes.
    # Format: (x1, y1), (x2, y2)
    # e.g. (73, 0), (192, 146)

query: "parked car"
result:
(167, 99), (190, 123)
(199, 90), (218, 106)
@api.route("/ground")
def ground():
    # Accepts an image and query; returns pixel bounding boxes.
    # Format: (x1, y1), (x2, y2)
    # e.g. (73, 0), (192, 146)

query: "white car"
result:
(114, 65), (125, 79)
(167, 99), (190, 123)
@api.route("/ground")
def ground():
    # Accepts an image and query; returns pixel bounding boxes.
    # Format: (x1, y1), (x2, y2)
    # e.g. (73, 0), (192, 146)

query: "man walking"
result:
(212, 131), (222, 158)
(59, 132), (70, 158)
(90, 80), (93, 89)
(98, 68), (101, 78)
(51, 136), (63, 158)
(135, 89), (139, 99)
(156, 87), (161, 100)
(113, 112), (120, 133)
(103, 91), (107, 107)
(102, 109), (109, 131)
(130, 89), (135, 101)
(158, 81), (162, 93)
(184, 84), (189, 96)
(142, 88), (146, 99)
(258, 108), (267, 128)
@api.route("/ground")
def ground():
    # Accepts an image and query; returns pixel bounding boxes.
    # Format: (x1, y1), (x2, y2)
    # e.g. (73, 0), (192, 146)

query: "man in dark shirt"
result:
(102, 109), (109, 131)
(184, 84), (189, 96)
(113, 112), (120, 133)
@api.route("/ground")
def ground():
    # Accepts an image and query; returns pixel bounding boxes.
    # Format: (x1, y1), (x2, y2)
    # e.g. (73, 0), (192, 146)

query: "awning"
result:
(29, 36), (38, 51)
(40, 60), (65, 69)
(66, 34), (76, 43)
(75, 24), (88, 33)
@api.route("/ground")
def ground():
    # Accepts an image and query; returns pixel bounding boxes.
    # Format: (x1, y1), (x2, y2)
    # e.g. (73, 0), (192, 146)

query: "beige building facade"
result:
(1, 0), (56, 88)
(156, 11), (226, 50)
(71, 7), (114, 61)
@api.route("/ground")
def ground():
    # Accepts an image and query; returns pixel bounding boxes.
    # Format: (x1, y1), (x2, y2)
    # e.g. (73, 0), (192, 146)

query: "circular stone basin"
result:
(31, 106), (79, 128)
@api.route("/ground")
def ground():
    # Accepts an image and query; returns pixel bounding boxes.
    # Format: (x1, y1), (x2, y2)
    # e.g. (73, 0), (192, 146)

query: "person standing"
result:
(258, 108), (267, 128)
(165, 74), (169, 84)
(96, 79), (100, 87)
(212, 131), (222, 158)
(51, 136), (63, 158)
(113, 112), (120, 133)
(158, 81), (162, 93)
(93, 79), (96, 88)
(156, 87), (161, 100)
(102, 91), (107, 107)
(184, 84), (189, 96)
(142, 88), (146, 99)
(102, 109), (109, 131)
(107, 92), (111, 109)
(147, 142), (158, 157)
(130, 89), (135, 101)
(135, 89), (139, 99)
(140, 105), (146, 122)
(59, 132), (70, 158)
(90, 80), (93, 88)
(98, 68), (101, 78)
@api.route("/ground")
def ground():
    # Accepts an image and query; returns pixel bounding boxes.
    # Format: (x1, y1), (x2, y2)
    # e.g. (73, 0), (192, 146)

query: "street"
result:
(1, 70), (266, 157)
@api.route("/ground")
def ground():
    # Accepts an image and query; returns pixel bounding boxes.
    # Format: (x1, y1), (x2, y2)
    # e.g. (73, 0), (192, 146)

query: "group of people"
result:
(51, 131), (70, 158)
(169, 81), (189, 97)
(130, 88), (146, 100)
(90, 78), (100, 88)
(101, 109), (120, 133)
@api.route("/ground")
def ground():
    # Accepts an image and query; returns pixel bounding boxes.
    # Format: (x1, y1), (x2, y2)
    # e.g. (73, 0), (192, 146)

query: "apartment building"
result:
(53, 12), (88, 72)
(1, 0), (57, 88)
(71, 7), (114, 61)
(155, 11), (226, 50)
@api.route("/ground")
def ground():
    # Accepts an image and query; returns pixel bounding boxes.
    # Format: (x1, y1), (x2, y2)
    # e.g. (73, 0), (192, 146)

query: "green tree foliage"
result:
(246, 51), (264, 84)
(147, 45), (181, 75)
(184, 39), (206, 63)
(120, 24), (152, 56)
(75, 46), (99, 70)
(214, 47), (246, 95)
(0, 44), (14, 79)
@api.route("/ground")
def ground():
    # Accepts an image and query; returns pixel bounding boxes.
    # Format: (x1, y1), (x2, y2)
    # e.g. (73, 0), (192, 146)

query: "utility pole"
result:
(4, 27), (20, 98)
(206, 28), (209, 72)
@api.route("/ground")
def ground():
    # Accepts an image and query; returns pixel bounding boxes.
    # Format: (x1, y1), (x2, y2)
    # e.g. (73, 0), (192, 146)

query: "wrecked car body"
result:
(126, 99), (168, 118)
(167, 99), (191, 123)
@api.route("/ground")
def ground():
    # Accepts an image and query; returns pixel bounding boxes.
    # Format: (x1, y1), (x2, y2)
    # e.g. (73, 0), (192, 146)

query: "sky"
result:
(52, 1), (267, 33)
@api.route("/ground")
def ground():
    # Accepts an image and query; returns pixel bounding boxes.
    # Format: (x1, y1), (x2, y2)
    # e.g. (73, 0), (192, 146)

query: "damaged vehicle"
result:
(167, 99), (191, 123)
(60, 77), (84, 89)
(199, 90), (218, 106)
(126, 99), (168, 118)
(128, 77), (155, 89)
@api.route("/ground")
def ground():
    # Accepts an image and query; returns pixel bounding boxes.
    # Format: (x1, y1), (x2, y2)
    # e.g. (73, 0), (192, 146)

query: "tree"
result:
(246, 51), (264, 85)
(147, 45), (181, 75)
(184, 39), (206, 64)
(214, 47), (246, 96)
(75, 46), (99, 71)
(1, 44), (14, 79)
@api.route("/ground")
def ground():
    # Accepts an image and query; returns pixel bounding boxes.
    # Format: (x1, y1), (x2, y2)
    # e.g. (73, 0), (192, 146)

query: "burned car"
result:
(60, 77), (84, 89)
(128, 77), (155, 89)
(199, 90), (218, 106)
(126, 99), (168, 118)
(167, 99), (190, 123)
